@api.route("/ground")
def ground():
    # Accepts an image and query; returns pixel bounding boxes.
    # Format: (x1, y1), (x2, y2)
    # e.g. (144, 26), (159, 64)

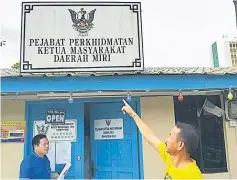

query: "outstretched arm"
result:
(121, 100), (162, 152)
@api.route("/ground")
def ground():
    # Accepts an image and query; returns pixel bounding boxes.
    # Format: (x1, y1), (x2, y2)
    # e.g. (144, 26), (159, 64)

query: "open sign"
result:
(46, 109), (65, 124)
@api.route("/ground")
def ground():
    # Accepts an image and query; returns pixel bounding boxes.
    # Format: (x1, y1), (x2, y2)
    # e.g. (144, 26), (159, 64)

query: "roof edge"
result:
(1, 67), (237, 77)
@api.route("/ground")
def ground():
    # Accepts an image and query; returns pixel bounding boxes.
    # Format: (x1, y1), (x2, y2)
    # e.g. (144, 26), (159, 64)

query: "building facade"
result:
(1, 67), (237, 179)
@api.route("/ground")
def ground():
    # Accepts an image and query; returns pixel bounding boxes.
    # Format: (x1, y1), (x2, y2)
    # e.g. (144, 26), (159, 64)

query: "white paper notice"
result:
(47, 142), (56, 171)
(56, 142), (71, 164)
(33, 120), (77, 142)
(94, 118), (124, 140)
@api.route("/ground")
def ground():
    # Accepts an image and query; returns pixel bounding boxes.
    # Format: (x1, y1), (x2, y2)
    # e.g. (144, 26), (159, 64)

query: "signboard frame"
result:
(20, 1), (144, 73)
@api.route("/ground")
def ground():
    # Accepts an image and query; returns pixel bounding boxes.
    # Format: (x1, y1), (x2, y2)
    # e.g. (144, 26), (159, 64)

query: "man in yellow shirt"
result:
(121, 100), (203, 179)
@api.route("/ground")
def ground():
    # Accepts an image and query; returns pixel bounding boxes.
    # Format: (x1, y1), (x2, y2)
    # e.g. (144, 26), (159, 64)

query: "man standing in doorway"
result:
(121, 100), (203, 179)
(19, 134), (66, 179)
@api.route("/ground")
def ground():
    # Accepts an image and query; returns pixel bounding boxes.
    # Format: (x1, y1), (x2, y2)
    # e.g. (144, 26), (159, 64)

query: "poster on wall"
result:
(20, 2), (144, 73)
(94, 118), (124, 140)
(0, 120), (26, 143)
(33, 120), (77, 142)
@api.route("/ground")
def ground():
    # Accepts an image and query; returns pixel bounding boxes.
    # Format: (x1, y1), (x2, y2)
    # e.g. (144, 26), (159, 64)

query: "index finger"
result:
(123, 99), (129, 105)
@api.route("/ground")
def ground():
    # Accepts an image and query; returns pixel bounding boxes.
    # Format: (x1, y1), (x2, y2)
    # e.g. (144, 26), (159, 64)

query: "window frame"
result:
(197, 96), (228, 173)
(174, 95), (228, 174)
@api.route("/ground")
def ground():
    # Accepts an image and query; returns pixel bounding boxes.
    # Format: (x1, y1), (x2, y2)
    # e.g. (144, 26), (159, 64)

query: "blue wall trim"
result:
(24, 102), (30, 158)
(2, 75), (237, 93)
(136, 98), (144, 179)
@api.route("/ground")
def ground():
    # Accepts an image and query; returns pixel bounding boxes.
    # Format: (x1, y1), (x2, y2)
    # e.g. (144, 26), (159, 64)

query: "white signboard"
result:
(20, 2), (144, 73)
(33, 120), (77, 141)
(94, 118), (124, 140)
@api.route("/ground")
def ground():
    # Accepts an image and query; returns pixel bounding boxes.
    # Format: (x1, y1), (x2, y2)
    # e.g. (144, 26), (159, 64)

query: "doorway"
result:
(84, 101), (142, 179)
(25, 101), (84, 179)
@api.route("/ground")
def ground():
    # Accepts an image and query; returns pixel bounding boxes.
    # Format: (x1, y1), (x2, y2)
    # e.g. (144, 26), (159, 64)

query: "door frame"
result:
(24, 97), (144, 179)
(24, 100), (85, 178)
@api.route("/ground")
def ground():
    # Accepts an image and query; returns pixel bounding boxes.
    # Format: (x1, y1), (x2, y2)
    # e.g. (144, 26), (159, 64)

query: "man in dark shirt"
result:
(19, 134), (61, 179)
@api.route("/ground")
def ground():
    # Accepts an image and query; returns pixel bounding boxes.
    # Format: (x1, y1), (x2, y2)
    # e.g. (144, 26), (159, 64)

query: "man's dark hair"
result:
(176, 122), (200, 155)
(32, 134), (47, 150)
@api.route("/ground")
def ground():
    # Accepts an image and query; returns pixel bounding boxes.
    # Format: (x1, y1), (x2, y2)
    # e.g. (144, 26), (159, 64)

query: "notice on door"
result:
(45, 109), (65, 124)
(33, 120), (76, 141)
(94, 118), (124, 140)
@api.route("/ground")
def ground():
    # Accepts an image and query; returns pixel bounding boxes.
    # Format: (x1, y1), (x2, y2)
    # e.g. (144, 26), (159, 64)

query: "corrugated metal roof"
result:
(1, 67), (237, 77)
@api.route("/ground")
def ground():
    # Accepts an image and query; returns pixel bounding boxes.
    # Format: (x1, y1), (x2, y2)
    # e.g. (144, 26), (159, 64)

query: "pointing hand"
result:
(121, 99), (135, 116)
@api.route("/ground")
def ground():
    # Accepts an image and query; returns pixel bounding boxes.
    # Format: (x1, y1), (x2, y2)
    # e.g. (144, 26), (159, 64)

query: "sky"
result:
(0, 0), (236, 68)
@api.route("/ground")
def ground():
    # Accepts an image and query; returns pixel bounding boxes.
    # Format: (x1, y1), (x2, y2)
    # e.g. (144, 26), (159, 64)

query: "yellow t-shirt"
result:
(158, 143), (203, 179)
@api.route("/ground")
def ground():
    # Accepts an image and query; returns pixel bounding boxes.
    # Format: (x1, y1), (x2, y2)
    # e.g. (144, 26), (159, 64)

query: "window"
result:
(173, 95), (227, 173)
